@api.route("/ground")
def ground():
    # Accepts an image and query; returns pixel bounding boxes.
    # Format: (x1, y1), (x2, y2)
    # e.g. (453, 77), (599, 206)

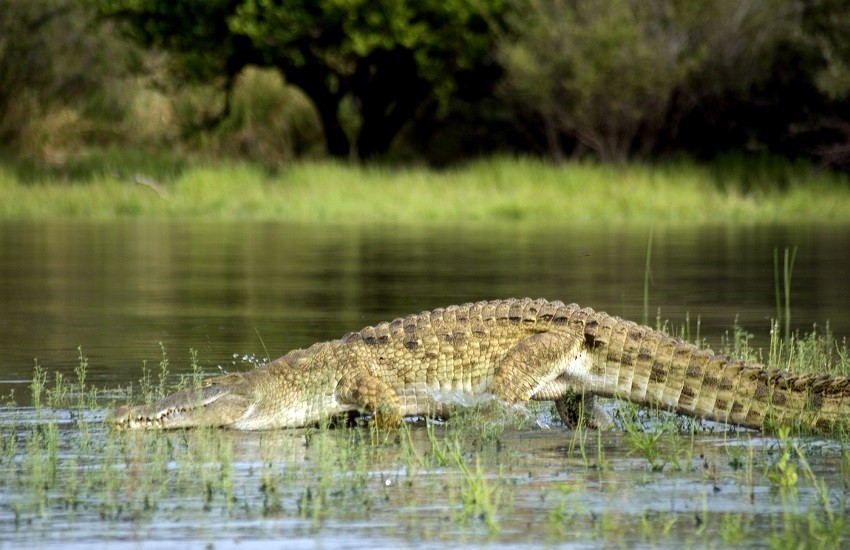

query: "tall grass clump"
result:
(450, 453), (504, 534)
(763, 428), (848, 548)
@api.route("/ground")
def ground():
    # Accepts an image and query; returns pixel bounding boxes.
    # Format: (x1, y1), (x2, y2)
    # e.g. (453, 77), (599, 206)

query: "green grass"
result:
(2, 153), (849, 223)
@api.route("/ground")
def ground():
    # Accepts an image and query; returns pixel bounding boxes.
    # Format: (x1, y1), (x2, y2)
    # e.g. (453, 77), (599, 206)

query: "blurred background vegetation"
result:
(2, 0), (850, 171)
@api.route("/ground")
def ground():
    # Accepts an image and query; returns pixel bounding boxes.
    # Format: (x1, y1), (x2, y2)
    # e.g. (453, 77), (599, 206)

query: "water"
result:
(1, 409), (848, 548)
(1, 220), (849, 396)
(1, 220), (849, 547)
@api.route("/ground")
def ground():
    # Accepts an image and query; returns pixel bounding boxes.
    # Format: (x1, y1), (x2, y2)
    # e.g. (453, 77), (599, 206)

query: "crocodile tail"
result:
(568, 306), (850, 433)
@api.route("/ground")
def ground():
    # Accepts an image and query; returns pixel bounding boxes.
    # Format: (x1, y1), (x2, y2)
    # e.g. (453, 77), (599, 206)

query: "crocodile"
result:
(108, 298), (850, 433)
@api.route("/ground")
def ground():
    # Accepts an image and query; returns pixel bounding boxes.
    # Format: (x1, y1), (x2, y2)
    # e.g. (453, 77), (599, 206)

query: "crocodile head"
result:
(107, 372), (256, 430)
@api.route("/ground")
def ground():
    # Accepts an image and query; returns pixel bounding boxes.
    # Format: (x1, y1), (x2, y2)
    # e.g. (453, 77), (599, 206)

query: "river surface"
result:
(1, 220), (849, 548)
(2, 220), (849, 395)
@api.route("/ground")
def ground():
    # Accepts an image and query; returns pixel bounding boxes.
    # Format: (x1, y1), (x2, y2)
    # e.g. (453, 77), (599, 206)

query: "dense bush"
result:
(497, 0), (850, 166)
(0, 0), (136, 158)
(2, 0), (850, 168)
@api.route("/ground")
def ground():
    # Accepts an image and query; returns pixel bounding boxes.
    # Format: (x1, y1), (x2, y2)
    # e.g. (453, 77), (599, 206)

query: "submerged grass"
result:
(1, 319), (849, 546)
(2, 154), (850, 223)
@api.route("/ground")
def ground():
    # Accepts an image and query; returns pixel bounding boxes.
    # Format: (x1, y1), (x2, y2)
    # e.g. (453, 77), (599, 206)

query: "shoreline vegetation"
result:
(2, 152), (850, 224)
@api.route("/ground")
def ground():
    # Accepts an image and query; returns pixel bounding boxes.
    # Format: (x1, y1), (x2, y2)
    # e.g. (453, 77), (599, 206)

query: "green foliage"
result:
(498, 0), (795, 162)
(803, 0), (850, 101)
(94, 0), (250, 82)
(3, 0), (850, 167)
(3, 0), (847, 167)
(97, 0), (508, 158)
(0, 0), (136, 156)
(501, 0), (681, 160)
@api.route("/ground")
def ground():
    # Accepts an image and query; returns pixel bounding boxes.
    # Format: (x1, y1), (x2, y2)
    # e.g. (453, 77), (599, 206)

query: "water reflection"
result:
(1, 220), (848, 399)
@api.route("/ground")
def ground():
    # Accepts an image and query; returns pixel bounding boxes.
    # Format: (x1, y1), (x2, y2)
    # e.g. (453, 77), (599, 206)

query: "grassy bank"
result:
(2, 152), (850, 223)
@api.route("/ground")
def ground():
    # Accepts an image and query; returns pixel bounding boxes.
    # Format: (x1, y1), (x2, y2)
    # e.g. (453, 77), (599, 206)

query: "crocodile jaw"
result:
(107, 386), (254, 430)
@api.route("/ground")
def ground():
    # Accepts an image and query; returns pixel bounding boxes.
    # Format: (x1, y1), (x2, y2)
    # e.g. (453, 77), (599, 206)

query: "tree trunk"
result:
(281, 61), (350, 158)
(315, 99), (350, 158)
(352, 50), (430, 159)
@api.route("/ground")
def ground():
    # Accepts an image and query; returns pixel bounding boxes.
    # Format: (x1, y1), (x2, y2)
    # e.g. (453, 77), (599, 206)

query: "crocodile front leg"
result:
(336, 365), (404, 429)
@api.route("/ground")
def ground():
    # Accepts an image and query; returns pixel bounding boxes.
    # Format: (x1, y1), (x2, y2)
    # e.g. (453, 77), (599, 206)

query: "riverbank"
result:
(2, 153), (849, 223)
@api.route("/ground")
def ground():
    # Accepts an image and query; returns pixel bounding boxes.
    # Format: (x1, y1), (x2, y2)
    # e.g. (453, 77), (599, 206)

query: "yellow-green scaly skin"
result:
(108, 298), (850, 433)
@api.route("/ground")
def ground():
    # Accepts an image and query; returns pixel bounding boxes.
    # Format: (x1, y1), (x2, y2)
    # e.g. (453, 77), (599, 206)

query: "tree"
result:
(499, 0), (682, 161)
(673, 0), (850, 168)
(0, 0), (127, 154)
(498, 0), (798, 162)
(96, 0), (506, 159)
(93, 0), (262, 126)
(798, 0), (850, 166)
